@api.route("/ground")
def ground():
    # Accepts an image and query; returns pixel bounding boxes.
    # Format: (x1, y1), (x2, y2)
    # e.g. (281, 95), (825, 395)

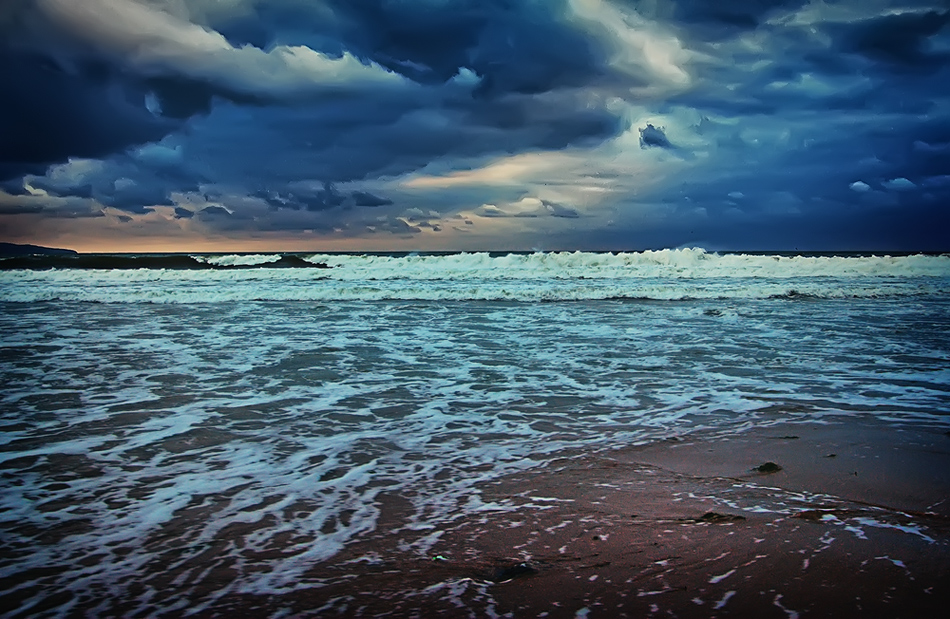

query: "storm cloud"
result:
(1, 0), (947, 251)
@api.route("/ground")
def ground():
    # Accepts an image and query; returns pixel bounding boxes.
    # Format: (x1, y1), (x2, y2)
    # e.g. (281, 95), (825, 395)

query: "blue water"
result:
(1, 251), (948, 616)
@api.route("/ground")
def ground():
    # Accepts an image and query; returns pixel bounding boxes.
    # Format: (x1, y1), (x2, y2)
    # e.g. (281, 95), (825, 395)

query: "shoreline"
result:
(190, 416), (950, 618)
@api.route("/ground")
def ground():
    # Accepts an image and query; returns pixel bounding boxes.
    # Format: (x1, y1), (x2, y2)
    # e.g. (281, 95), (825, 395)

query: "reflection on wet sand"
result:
(184, 419), (950, 618)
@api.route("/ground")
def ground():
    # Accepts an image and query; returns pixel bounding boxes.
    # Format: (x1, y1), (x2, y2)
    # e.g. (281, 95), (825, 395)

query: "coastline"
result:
(189, 416), (950, 618)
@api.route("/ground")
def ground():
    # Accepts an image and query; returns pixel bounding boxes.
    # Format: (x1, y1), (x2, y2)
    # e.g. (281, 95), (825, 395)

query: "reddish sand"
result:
(195, 419), (950, 618)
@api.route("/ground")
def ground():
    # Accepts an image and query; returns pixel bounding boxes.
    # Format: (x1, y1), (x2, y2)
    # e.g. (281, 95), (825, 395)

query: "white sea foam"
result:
(1, 249), (948, 303)
(305, 249), (950, 281)
(192, 253), (282, 266)
(1, 257), (948, 616)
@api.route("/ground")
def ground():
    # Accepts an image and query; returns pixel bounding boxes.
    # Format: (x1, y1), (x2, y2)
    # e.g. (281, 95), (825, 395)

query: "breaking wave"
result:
(1, 249), (947, 303)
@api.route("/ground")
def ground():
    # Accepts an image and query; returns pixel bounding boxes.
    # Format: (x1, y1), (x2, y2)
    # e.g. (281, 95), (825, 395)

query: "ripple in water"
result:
(1, 295), (948, 616)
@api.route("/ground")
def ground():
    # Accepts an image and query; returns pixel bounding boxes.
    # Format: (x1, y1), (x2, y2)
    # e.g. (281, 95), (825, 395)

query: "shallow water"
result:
(1, 251), (949, 616)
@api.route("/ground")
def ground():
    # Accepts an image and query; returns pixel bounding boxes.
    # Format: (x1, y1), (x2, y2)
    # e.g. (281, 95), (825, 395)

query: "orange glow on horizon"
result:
(8, 228), (535, 254)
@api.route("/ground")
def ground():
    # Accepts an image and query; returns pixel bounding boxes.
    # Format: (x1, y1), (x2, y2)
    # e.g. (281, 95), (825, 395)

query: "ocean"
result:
(1, 249), (949, 617)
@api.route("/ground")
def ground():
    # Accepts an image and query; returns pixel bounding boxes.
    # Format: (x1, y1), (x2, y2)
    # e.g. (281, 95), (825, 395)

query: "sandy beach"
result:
(153, 416), (949, 618)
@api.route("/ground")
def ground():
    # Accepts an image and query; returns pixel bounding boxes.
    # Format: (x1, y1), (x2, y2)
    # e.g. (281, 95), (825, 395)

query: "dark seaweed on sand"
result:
(754, 461), (783, 473)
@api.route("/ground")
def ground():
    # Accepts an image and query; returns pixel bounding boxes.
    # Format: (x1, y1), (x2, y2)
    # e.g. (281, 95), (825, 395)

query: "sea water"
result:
(1, 249), (949, 616)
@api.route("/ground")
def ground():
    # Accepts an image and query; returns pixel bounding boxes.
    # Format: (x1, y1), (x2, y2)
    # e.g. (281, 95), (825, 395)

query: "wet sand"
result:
(182, 416), (950, 618)
(27, 418), (946, 618)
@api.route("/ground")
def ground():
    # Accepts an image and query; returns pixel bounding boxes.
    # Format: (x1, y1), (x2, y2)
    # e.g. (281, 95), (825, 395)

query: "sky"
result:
(1, 0), (948, 253)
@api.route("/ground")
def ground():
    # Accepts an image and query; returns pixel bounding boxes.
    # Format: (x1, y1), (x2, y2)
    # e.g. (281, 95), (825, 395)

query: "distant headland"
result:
(0, 243), (78, 257)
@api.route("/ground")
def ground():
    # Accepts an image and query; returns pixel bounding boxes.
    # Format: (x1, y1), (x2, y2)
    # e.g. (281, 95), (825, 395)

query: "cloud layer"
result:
(2, 0), (948, 251)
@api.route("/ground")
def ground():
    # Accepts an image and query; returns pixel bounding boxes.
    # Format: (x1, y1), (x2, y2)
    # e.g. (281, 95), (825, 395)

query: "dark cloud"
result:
(0, 178), (29, 196)
(563, 191), (950, 252)
(922, 174), (950, 188)
(216, 0), (607, 92)
(256, 184), (345, 212)
(20, 150), (202, 214)
(639, 124), (673, 149)
(384, 218), (423, 235)
(1, 3), (626, 221)
(618, 0), (808, 38)
(1, 0), (948, 250)
(837, 10), (950, 69)
(254, 183), (394, 212)
(213, 0), (486, 83)
(638, 105), (950, 247)
(0, 203), (45, 215)
(477, 205), (512, 218)
(27, 177), (94, 201)
(542, 200), (581, 218)
(181, 91), (620, 192)
(675, 0), (806, 28)
(668, 4), (950, 120)
(144, 75), (263, 119)
(0, 0), (626, 224)
(475, 198), (582, 220)
(197, 206), (232, 219)
(352, 191), (393, 207)
(0, 50), (174, 181)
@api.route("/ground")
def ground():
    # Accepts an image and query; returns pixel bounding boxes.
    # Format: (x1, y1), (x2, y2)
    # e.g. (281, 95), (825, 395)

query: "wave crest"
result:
(2, 249), (947, 303)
